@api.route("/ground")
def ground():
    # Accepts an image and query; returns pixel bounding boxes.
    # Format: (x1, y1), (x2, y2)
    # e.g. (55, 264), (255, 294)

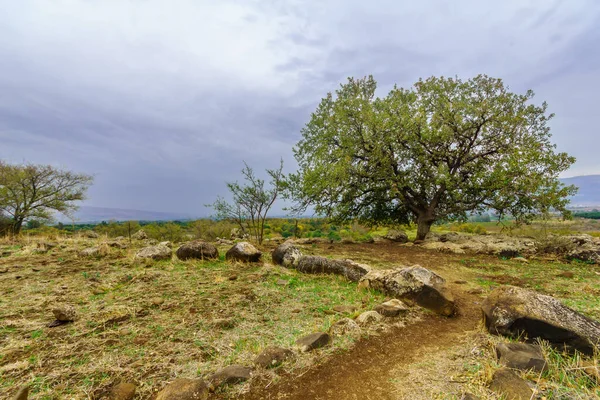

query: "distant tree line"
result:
(574, 210), (600, 220)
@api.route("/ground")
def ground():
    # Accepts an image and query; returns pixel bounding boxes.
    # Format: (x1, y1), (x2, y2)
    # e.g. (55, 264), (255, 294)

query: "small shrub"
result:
(536, 235), (576, 255)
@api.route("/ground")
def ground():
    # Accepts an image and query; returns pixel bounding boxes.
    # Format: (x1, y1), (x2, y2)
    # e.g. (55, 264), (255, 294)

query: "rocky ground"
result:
(1, 232), (599, 399)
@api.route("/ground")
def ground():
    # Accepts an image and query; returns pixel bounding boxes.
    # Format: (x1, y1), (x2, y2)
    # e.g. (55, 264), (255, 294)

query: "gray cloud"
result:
(1, 0), (599, 215)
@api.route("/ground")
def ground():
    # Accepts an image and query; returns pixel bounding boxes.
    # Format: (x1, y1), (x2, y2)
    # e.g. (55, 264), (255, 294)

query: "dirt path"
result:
(239, 289), (482, 400)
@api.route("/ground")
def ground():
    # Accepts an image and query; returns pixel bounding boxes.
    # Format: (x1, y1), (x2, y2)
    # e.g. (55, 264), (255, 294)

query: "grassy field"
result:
(1, 233), (599, 399)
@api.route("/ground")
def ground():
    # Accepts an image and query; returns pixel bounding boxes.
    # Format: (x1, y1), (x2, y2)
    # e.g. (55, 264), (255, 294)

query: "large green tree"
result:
(0, 162), (93, 234)
(288, 75), (576, 240)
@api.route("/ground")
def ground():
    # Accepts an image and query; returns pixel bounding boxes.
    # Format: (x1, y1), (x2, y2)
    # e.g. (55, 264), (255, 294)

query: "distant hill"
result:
(562, 175), (600, 207)
(57, 206), (195, 223)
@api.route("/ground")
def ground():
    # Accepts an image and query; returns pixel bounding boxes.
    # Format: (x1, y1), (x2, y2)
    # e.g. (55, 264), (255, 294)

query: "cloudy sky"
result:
(1, 0), (599, 216)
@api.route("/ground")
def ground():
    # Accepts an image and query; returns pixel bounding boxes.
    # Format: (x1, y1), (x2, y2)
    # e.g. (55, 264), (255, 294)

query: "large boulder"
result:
(358, 266), (456, 316)
(295, 256), (371, 282)
(176, 240), (219, 260)
(272, 242), (302, 267)
(82, 230), (99, 239)
(155, 378), (209, 400)
(482, 286), (600, 355)
(135, 244), (172, 261)
(384, 229), (409, 243)
(225, 242), (262, 262)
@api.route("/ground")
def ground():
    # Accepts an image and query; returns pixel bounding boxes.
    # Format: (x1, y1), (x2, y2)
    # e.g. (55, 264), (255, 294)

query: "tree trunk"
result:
(415, 216), (434, 241)
(12, 217), (24, 235)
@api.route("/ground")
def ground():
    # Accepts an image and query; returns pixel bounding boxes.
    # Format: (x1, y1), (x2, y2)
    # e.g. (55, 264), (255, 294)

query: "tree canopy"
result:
(0, 162), (93, 234)
(288, 75), (577, 240)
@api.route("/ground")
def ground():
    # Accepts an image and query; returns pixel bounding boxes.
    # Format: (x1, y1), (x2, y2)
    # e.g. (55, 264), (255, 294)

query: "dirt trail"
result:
(239, 289), (482, 400)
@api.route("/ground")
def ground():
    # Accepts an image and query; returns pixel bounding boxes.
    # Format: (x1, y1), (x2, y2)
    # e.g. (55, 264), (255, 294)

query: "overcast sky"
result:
(1, 0), (599, 215)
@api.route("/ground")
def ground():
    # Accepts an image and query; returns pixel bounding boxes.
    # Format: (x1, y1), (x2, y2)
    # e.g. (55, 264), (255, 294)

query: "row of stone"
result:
(133, 240), (262, 263)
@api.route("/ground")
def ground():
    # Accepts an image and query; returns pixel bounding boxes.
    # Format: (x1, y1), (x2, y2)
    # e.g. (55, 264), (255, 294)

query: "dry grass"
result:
(0, 236), (389, 399)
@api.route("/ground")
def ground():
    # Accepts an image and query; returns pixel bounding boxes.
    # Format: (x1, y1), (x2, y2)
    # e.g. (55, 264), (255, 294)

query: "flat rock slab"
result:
(355, 311), (383, 326)
(374, 299), (408, 317)
(496, 342), (547, 372)
(489, 368), (533, 400)
(254, 347), (294, 369)
(359, 266), (456, 316)
(155, 378), (209, 400)
(296, 332), (331, 352)
(226, 242), (262, 262)
(108, 382), (136, 400)
(208, 365), (253, 389)
(482, 285), (600, 355)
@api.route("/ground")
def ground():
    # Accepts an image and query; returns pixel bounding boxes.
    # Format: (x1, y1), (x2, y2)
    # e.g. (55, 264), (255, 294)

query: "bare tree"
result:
(209, 160), (284, 244)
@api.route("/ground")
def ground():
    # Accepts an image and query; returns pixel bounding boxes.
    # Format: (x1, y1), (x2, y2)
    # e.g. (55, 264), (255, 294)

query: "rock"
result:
(108, 241), (127, 249)
(566, 247), (600, 264)
(272, 242), (302, 267)
(356, 311), (383, 326)
(79, 247), (100, 257)
(151, 297), (165, 306)
(496, 342), (547, 372)
(83, 230), (99, 239)
(208, 365), (253, 389)
(358, 266), (456, 316)
(176, 240), (219, 260)
(12, 386), (28, 400)
(384, 229), (409, 243)
(482, 286), (600, 355)
(254, 346), (294, 368)
(567, 234), (595, 246)
(39, 241), (58, 249)
(422, 241), (466, 254)
(489, 368), (533, 400)
(132, 230), (148, 240)
(114, 236), (126, 241)
(513, 257), (529, 264)
(295, 256), (371, 282)
(159, 241), (173, 248)
(135, 245), (172, 261)
(155, 378), (209, 400)
(329, 318), (360, 336)
(439, 232), (462, 242)
(53, 304), (77, 321)
(212, 318), (236, 330)
(467, 288), (484, 295)
(108, 382), (136, 400)
(296, 332), (331, 352)
(332, 305), (357, 314)
(374, 299), (409, 317)
(225, 242), (262, 262)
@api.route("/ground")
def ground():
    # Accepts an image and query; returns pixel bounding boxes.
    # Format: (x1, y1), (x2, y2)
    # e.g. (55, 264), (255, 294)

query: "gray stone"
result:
(83, 230), (99, 239)
(272, 242), (302, 267)
(489, 368), (533, 400)
(374, 299), (409, 317)
(135, 244), (172, 261)
(254, 347), (294, 368)
(482, 286), (600, 355)
(355, 311), (383, 326)
(155, 378), (209, 400)
(132, 230), (148, 240)
(225, 242), (262, 262)
(176, 240), (219, 260)
(496, 342), (547, 372)
(296, 332), (331, 352)
(384, 229), (409, 243)
(358, 266), (456, 316)
(79, 247), (100, 257)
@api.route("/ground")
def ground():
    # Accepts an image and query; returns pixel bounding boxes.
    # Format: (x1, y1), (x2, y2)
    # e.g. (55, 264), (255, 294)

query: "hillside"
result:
(562, 175), (600, 207)
(57, 206), (195, 223)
